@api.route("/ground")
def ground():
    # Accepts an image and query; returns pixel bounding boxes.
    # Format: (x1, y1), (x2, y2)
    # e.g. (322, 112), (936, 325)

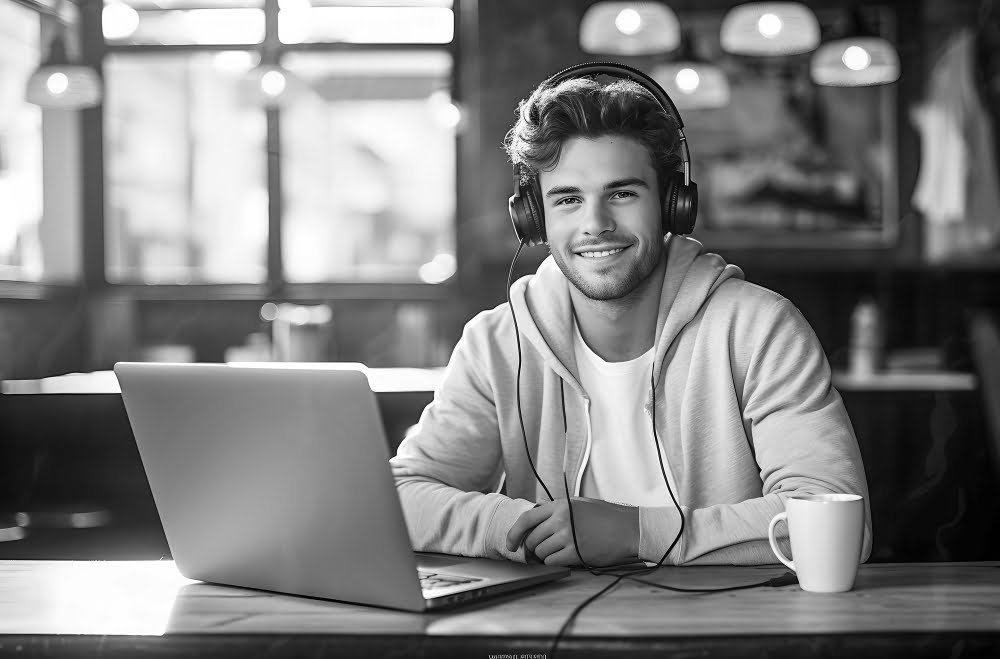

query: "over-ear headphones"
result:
(508, 62), (698, 246)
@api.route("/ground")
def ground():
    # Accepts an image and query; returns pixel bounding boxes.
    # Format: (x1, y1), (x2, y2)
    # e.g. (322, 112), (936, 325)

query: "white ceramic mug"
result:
(768, 493), (865, 593)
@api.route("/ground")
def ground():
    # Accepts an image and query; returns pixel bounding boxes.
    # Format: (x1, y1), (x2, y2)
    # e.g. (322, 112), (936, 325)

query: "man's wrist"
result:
(614, 502), (640, 560)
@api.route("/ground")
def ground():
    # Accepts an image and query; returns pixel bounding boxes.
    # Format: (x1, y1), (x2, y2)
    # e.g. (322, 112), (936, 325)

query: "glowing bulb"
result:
(757, 12), (782, 39)
(428, 90), (462, 128)
(440, 102), (461, 127)
(260, 302), (278, 322)
(842, 45), (871, 71)
(103, 2), (140, 40)
(614, 8), (642, 35)
(260, 70), (286, 97)
(675, 68), (700, 93)
(46, 72), (68, 95)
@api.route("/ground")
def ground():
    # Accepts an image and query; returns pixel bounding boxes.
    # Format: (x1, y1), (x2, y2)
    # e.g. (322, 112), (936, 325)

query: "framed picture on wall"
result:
(648, 6), (899, 248)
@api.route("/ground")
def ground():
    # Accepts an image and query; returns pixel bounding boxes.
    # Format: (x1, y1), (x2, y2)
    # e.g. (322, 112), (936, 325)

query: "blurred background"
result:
(1, 0), (998, 563)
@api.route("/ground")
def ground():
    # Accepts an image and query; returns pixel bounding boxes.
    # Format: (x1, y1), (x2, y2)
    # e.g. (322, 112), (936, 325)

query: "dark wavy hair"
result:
(503, 76), (681, 198)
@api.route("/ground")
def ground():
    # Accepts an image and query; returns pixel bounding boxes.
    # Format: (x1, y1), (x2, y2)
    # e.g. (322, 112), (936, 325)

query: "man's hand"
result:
(505, 497), (639, 567)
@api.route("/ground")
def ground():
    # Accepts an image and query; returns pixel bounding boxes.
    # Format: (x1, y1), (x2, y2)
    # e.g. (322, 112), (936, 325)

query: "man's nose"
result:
(581, 200), (616, 236)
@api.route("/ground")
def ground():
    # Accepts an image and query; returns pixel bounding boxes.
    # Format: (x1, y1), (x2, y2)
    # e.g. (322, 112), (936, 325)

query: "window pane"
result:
(104, 52), (268, 283)
(0, 1), (43, 281)
(281, 51), (455, 283)
(108, 8), (265, 46)
(279, 6), (453, 44)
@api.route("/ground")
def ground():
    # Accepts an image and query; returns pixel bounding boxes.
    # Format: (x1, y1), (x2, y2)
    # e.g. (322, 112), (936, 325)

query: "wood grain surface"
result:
(1, 560), (997, 638)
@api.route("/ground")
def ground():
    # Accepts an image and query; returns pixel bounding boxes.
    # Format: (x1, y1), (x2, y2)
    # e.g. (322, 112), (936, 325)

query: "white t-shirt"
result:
(574, 320), (673, 507)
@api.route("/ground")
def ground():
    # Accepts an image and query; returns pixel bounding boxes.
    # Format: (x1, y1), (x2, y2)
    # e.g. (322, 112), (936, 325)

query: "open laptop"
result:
(114, 362), (569, 612)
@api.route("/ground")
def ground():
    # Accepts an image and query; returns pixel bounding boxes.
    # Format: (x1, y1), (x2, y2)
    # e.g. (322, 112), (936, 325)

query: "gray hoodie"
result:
(390, 234), (873, 565)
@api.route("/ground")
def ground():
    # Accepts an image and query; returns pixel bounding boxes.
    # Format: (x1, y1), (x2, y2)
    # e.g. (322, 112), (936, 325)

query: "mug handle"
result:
(768, 512), (795, 572)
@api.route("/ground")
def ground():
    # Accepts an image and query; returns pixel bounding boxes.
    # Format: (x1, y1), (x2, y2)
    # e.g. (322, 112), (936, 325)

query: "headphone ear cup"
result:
(509, 192), (531, 244)
(663, 173), (697, 236)
(663, 174), (680, 236)
(674, 180), (698, 235)
(523, 181), (546, 245)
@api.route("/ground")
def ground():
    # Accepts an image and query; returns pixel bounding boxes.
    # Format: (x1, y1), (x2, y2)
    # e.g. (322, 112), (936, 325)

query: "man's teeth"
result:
(579, 248), (624, 258)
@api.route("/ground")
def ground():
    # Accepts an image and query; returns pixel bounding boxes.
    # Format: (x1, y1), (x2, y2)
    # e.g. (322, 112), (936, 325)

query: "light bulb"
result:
(758, 12), (783, 39)
(675, 68), (700, 93)
(260, 69), (286, 96)
(614, 8), (642, 36)
(842, 45), (871, 71)
(428, 90), (462, 128)
(46, 72), (68, 95)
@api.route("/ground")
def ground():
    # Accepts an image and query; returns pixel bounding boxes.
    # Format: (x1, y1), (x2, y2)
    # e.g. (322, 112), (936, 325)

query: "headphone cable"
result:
(507, 238), (554, 503)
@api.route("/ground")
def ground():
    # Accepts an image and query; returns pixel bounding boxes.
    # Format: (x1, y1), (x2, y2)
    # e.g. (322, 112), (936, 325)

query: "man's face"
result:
(539, 134), (664, 301)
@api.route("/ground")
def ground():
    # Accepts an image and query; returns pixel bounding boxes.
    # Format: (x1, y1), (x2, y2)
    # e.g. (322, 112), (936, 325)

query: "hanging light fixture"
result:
(720, 2), (820, 56)
(24, 3), (103, 109)
(579, 1), (681, 56)
(651, 31), (730, 110)
(811, 6), (900, 86)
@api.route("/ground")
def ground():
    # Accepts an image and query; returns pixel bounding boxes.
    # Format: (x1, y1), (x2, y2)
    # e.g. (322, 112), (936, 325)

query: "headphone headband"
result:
(545, 61), (691, 187)
(547, 62), (685, 129)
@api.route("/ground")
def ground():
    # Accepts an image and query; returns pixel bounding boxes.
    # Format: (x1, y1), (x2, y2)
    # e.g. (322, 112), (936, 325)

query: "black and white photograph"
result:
(1, 1), (998, 657)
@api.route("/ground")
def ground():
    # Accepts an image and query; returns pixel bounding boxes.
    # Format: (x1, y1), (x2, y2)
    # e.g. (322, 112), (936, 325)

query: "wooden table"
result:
(1, 560), (997, 657)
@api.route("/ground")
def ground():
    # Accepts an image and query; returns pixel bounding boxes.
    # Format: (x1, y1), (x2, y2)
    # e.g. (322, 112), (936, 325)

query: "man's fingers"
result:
(543, 545), (581, 567)
(532, 531), (567, 561)
(523, 517), (559, 554)
(505, 505), (549, 551)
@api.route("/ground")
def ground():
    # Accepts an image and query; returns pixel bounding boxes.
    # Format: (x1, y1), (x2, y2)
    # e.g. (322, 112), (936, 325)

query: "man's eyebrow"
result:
(544, 185), (581, 198)
(544, 178), (649, 198)
(604, 177), (649, 190)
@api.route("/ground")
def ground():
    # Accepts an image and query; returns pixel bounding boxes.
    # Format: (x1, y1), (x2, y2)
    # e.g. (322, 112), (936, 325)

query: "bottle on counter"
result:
(849, 296), (882, 376)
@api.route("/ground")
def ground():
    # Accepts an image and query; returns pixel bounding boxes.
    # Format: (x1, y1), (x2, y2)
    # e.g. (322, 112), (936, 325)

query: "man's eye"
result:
(611, 190), (636, 200)
(555, 197), (580, 206)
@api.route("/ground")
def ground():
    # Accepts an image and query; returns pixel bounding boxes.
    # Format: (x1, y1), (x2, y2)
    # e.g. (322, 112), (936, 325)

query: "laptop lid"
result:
(115, 362), (428, 611)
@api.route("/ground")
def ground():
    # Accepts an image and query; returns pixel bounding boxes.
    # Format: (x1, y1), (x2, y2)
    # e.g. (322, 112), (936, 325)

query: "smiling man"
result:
(390, 69), (873, 568)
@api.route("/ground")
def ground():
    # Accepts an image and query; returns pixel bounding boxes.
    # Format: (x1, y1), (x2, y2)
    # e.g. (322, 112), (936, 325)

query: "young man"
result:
(390, 68), (873, 567)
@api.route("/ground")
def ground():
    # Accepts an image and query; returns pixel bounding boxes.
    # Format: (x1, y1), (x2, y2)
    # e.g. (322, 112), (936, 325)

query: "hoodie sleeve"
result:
(638, 297), (873, 566)
(389, 316), (538, 563)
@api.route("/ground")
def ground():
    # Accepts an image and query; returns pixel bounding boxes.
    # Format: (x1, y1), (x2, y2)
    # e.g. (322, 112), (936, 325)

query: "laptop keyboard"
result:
(418, 570), (483, 591)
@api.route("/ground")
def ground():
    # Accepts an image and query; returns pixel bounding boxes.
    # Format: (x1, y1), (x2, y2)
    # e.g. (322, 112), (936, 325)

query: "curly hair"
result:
(503, 76), (681, 198)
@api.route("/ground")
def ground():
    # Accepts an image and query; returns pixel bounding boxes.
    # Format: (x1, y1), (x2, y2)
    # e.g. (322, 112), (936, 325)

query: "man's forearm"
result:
(396, 477), (537, 562)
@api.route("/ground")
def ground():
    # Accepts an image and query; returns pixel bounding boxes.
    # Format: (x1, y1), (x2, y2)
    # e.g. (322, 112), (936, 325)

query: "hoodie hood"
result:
(508, 234), (744, 395)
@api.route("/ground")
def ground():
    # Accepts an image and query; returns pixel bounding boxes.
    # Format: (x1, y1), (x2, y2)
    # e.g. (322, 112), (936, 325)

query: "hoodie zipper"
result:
(572, 397), (593, 497)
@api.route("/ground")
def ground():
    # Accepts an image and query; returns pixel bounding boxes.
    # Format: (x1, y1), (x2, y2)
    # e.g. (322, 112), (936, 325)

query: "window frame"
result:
(0, 0), (65, 296)
(85, 0), (461, 301)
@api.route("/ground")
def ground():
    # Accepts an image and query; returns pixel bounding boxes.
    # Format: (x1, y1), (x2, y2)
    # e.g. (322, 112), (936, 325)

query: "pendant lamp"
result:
(579, 1), (681, 55)
(720, 2), (820, 56)
(651, 31), (730, 110)
(25, 8), (102, 110)
(810, 6), (900, 86)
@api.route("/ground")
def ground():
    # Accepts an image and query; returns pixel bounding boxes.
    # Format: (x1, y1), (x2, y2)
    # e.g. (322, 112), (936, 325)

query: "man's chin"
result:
(551, 249), (657, 301)
(568, 273), (639, 301)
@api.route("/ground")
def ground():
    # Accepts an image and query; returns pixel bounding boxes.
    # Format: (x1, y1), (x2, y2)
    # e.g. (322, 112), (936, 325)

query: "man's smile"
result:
(574, 244), (632, 259)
